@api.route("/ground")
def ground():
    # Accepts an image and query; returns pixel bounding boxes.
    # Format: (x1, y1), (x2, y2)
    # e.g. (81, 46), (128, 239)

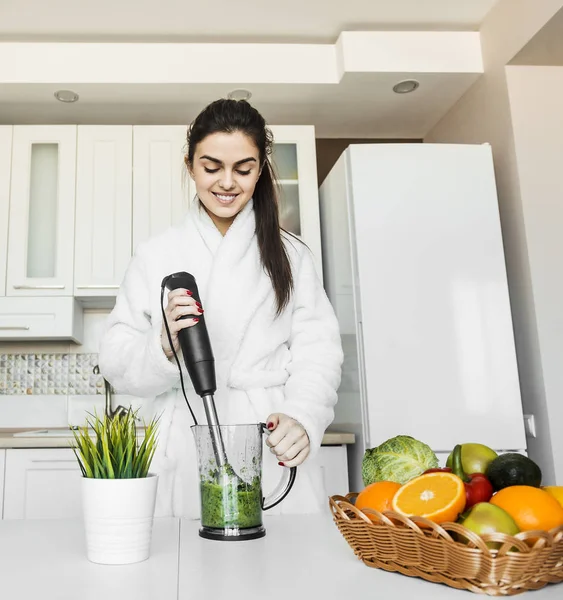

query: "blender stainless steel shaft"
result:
(163, 272), (229, 471)
(201, 393), (229, 469)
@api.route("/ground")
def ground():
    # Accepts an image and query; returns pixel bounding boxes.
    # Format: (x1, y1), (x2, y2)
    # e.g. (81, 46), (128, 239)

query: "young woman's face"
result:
(189, 131), (261, 234)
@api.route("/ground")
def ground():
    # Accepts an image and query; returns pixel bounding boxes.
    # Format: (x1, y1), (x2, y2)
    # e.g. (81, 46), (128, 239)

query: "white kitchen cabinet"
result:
(74, 126), (133, 301)
(318, 445), (349, 497)
(0, 297), (83, 342)
(0, 127), (12, 298)
(271, 126), (323, 281)
(3, 448), (82, 520)
(6, 126), (77, 297)
(132, 126), (190, 251)
(0, 449), (5, 518)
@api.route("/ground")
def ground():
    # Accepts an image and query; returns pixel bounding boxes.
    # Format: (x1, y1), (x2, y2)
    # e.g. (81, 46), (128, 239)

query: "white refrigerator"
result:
(319, 143), (527, 492)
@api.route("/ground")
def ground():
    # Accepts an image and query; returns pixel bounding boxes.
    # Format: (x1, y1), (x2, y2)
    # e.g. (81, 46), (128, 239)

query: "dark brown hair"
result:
(186, 99), (293, 315)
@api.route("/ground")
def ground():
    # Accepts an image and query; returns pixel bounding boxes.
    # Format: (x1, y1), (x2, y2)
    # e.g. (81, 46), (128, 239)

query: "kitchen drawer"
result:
(0, 297), (84, 342)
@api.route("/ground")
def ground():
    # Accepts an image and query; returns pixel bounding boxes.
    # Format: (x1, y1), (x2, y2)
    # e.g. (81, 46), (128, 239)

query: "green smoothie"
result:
(200, 476), (262, 529)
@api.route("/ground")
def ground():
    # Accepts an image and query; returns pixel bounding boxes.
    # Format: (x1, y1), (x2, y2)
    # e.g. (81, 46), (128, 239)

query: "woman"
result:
(99, 99), (343, 518)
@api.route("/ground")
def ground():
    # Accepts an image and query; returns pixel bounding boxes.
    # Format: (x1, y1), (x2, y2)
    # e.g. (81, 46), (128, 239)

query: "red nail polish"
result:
(267, 422), (274, 430)
(186, 290), (193, 296)
(195, 301), (202, 307)
(193, 317), (199, 323)
(198, 308), (204, 313)
(278, 462), (285, 467)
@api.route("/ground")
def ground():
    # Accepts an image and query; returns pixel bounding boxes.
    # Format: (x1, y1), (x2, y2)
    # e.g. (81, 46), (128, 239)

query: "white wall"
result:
(505, 66), (563, 481)
(0, 310), (112, 428)
(425, 0), (563, 484)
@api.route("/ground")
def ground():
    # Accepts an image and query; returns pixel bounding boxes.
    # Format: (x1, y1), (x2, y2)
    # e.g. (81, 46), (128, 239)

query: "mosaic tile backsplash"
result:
(0, 353), (105, 395)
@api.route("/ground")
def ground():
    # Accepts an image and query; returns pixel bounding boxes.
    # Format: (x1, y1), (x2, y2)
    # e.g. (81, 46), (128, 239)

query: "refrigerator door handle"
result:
(357, 320), (371, 449)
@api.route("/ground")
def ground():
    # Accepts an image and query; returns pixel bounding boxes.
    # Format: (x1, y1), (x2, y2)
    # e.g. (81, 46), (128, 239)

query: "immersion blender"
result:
(161, 272), (231, 474)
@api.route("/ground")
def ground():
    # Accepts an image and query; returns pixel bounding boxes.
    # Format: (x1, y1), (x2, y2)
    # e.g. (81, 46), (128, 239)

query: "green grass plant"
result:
(71, 409), (159, 479)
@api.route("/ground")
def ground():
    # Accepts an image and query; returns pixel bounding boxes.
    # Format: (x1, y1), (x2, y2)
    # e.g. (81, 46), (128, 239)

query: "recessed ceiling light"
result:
(227, 89), (252, 101)
(54, 90), (79, 103)
(393, 80), (420, 94)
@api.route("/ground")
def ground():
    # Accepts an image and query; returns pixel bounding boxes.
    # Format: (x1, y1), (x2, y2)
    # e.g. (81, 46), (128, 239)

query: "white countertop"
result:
(0, 513), (560, 599)
(0, 518), (179, 600)
(0, 428), (355, 449)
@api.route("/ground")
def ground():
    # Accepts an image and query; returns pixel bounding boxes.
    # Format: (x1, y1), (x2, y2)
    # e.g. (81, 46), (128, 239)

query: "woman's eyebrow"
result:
(200, 155), (257, 166)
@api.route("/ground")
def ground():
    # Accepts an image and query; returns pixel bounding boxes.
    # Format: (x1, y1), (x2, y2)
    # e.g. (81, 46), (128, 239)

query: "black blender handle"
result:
(163, 272), (216, 397)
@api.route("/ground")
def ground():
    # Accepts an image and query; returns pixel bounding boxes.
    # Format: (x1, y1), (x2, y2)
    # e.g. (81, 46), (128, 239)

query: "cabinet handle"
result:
(30, 460), (77, 464)
(75, 285), (120, 289)
(0, 326), (30, 331)
(357, 320), (371, 449)
(13, 284), (65, 290)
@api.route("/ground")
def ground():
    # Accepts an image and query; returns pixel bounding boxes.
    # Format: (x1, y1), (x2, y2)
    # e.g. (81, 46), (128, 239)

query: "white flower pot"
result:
(82, 474), (159, 565)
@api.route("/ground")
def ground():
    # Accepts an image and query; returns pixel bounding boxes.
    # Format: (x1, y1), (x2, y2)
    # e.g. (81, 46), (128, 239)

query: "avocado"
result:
(485, 453), (542, 491)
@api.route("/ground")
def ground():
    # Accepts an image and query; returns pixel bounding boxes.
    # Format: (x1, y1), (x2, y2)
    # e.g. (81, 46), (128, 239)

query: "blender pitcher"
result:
(192, 423), (297, 541)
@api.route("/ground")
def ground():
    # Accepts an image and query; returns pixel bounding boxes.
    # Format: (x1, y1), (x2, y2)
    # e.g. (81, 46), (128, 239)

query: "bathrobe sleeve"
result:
(98, 244), (180, 397)
(281, 248), (344, 457)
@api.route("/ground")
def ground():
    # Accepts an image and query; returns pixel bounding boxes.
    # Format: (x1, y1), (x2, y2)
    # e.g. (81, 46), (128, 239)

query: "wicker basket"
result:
(330, 493), (563, 596)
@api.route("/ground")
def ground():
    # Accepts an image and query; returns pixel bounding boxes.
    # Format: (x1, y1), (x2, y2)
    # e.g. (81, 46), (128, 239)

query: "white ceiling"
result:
(0, 1), (502, 137)
(1, 0), (500, 43)
(0, 75), (479, 138)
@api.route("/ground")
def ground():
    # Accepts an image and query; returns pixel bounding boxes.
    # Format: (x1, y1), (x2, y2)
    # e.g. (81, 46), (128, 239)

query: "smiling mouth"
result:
(213, 192), (239, 204)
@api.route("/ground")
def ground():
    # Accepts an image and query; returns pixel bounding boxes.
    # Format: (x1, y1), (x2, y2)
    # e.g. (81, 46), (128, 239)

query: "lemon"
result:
(543, 486), (563, 508)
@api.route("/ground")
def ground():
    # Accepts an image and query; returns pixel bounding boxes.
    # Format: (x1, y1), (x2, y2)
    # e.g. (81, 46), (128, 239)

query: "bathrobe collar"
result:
(187, 199), (274, 372)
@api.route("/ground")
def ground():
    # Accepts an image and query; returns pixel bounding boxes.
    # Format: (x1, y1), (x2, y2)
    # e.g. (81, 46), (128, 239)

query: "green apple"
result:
(447, 443), (498, 474)
(459, 502), (519, 549)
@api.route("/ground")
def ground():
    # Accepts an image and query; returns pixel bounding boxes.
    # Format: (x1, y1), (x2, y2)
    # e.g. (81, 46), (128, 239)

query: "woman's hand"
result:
(265, 413), (310, 467)
(161, 288), (203, 360)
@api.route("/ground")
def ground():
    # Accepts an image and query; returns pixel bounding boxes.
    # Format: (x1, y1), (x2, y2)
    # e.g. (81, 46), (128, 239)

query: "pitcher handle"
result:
(260, 423), (297, 511)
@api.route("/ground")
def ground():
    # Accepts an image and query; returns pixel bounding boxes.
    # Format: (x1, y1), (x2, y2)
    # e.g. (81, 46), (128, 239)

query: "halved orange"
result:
(391, 472), (466, 524)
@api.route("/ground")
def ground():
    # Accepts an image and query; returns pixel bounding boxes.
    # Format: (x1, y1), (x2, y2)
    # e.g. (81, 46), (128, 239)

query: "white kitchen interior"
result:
(1, 0), (563, 598)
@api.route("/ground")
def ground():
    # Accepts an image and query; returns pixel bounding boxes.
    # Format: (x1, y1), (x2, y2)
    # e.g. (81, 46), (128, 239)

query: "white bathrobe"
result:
(98, 199), (343, 518)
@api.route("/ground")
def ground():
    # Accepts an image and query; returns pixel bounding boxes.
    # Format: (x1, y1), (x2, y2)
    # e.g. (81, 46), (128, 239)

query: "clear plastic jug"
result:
(192, 423), (297, 541)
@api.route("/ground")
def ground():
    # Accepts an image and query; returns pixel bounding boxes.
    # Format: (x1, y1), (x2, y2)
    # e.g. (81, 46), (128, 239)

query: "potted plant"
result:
(71, 408), (160, 565)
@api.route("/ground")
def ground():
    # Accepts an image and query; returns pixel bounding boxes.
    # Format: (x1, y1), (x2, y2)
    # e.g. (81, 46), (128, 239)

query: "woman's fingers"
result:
(161, 289), (203, 358)
(169, 303), (201, 321)
(165, 289), (203, 322)
(268, 425), (307, 457)
(273, 434), (309, 462)
(265, 414), (310, 466)
(169, 315), (200, 333)
(280, 446), (310, 468)
(265, 415), (291, 448)
(167, 287), (194, 299)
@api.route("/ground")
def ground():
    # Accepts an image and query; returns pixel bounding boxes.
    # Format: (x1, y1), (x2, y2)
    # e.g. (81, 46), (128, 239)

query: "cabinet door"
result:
(318, 445), (349, 497)
(0, 449), (5, 518)
(132, 126), (190, 251)
(3, 448), (82, 520)
(74, 126), (133, 299)
(270, 126), (323, 281)
(6, 126), (76, 297)
(0, 127), (12, 297)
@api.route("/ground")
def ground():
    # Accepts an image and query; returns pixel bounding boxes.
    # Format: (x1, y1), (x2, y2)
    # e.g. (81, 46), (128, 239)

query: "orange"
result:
(356, 481), (402, 519)
(391, 472), (466, 524)
(490, 486), (563, 532)
(543, 486), (563, 509)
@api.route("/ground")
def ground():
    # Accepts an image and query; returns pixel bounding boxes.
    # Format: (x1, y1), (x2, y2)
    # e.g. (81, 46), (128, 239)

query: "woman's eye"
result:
(204, 167), (219, 174)
(236, 170), (251, 176)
